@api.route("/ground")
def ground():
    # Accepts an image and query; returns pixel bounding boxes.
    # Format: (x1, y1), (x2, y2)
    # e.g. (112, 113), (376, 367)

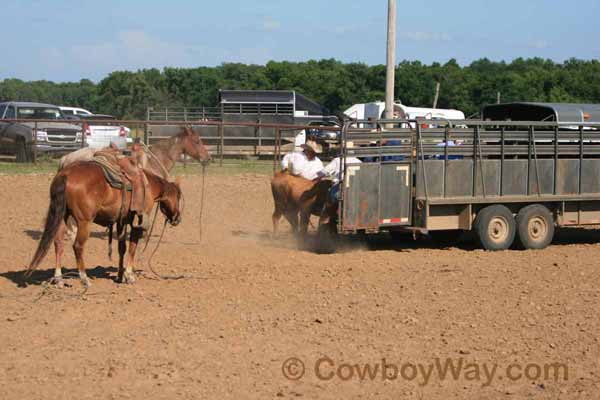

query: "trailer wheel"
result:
(516, 204), (554, 250)
(474, 205), (516, 251)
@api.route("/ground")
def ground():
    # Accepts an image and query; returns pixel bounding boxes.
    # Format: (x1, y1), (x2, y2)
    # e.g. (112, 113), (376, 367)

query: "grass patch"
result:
(0, 159), (274, 176)
(174, 159), (273, 176)
(0, 160), (59, 175)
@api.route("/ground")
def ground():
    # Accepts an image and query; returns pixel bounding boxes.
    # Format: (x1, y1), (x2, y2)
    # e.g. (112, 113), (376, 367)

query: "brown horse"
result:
(26, 162), (182, 287)
(60, 125), (211, 176)
(134, 126), (211, 178)
(60, 125), (209, 241)
(270, 171), (332, 239)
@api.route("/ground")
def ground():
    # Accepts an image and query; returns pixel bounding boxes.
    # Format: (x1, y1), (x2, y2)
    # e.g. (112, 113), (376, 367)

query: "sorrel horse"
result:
(60, 125), (210, 240)
(60, 125), (211, 177)
(133, 126), (211, 178)
(26, 162), (183, 287)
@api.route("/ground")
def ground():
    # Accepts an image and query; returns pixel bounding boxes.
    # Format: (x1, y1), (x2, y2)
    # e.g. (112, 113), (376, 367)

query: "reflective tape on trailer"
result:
(380, 218), (409, 224)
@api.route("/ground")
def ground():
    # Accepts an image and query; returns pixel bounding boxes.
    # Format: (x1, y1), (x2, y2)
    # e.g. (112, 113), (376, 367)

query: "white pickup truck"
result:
(60, 107), (131, 149)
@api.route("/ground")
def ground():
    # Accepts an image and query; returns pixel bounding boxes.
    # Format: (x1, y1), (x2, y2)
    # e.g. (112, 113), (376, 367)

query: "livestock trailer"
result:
(332, 116), (600, 250)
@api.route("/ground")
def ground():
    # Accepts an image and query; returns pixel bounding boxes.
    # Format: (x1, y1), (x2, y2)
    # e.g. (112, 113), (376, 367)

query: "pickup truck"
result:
(0, 101), (84, 162)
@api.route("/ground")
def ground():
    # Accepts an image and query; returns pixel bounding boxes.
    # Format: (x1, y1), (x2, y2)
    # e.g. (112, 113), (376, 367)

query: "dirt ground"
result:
(0, 172), (599, 400)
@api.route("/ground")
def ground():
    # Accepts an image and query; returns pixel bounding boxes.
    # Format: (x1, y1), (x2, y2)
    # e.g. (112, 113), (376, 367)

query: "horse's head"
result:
(181, 126), (211, 166)
(158, 178), (183, 226)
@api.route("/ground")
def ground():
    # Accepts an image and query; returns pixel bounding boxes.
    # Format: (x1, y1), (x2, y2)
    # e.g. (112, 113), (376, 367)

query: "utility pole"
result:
(384, 0), (397, 123)
(433, 81), (441, 109)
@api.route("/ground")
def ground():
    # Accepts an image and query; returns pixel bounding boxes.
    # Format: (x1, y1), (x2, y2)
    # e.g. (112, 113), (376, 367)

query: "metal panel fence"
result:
(3, 118), (340, 173)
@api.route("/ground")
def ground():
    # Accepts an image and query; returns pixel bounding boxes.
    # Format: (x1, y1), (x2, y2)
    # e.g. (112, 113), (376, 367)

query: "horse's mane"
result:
(151, 128), (188, 152)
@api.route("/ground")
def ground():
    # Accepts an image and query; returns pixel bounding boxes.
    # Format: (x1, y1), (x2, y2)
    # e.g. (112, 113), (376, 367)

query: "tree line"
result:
(1, 58), (599, 119)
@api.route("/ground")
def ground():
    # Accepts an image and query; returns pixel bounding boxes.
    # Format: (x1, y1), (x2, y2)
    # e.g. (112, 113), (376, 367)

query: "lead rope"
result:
(144, 219), (185, 281)
(141, 205), (160, 253)
(199, 164), (206, 242)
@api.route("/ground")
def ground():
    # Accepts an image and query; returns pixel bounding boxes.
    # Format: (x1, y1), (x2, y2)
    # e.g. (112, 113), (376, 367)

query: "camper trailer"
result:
(344, 101), (465, 128)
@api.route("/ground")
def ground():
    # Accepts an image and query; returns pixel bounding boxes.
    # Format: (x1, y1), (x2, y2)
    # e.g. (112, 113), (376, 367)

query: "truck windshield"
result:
(17, 107), (63, 120)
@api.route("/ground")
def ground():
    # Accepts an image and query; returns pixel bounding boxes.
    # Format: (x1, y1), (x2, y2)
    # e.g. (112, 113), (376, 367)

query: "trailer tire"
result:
(474, 205), (516, 251)
(515, 204), (554, 250)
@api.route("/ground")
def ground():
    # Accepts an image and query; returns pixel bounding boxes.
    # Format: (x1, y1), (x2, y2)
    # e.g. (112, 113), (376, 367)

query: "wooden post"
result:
(219, 122), (224, 167)
(273, 127), (281, 174)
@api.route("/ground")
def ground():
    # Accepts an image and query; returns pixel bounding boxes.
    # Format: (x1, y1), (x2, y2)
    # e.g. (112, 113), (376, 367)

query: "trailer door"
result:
(340, 162), (412, 232)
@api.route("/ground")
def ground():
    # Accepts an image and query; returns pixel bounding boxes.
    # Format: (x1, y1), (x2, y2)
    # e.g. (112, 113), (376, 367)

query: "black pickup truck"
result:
(0, 101), (84, 162)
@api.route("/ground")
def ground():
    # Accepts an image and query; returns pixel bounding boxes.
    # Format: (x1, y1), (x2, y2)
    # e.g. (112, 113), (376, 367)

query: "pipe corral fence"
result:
(4, 118), (341, 173)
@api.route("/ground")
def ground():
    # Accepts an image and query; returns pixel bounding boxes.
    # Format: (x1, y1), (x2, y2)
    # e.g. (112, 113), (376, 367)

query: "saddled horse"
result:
(270, 171), (331, 240)
(61, 125), (211, 176)
(59, 125), (210, 240)
(26, 162), (183, 287)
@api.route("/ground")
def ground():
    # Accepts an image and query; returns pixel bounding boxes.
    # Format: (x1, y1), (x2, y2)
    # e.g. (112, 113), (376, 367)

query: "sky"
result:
(0, 0), (598, 83)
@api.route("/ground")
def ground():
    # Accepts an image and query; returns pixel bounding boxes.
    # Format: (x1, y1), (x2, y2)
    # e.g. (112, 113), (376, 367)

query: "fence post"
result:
(219, 122), (224, 167)
(273, 127), (281, 174)
(33, 121), (38, 163)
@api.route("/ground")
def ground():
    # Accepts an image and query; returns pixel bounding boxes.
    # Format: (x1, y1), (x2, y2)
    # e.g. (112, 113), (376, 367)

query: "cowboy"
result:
(281, 143), (324, 180)
(317, 155), (361, 202)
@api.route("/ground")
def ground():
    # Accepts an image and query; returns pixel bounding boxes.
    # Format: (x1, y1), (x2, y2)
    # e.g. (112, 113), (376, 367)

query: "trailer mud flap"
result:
(341, 163), (412, 232)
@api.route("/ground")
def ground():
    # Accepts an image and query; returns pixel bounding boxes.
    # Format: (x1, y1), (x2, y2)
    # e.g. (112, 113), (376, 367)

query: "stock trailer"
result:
(333, 106), (600, 251)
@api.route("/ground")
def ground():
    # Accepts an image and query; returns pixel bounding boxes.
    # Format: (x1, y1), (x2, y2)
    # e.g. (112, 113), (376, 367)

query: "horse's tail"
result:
(26, 174), (68, 277)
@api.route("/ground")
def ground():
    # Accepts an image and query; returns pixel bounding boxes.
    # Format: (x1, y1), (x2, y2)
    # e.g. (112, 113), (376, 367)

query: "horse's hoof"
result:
(80, 276), (91, 288)
(52, 276), (65, 289)
(123, 271), (136, 285)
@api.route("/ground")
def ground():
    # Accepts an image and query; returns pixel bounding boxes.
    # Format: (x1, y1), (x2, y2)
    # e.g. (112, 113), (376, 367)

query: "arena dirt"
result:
(0, 173), (599, 399)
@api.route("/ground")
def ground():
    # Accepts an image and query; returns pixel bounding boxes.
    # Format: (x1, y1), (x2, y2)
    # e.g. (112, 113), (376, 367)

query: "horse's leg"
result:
(117, 223), (127, 283)
(123, 228), (144, 284)
(53, 219), (66, 288)
(65, 216), (77, 242)
(73, 220), (92, 287)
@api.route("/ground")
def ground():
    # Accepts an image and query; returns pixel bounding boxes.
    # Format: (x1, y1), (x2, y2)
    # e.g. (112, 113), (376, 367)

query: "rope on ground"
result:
(0, 272), (95, 304)
(142, 220), (185, 281)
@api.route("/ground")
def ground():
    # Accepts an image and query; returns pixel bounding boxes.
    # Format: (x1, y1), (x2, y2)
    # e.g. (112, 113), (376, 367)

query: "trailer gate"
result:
(340, 126), (413, 232)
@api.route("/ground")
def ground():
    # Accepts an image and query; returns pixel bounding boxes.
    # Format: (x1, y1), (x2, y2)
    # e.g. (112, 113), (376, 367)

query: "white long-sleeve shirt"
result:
(319, 156), (361, 184)
(281, 152), (324, 180)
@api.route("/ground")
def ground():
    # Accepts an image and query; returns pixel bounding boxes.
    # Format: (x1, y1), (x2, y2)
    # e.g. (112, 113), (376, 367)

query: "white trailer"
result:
(344, 101), (465, 128)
